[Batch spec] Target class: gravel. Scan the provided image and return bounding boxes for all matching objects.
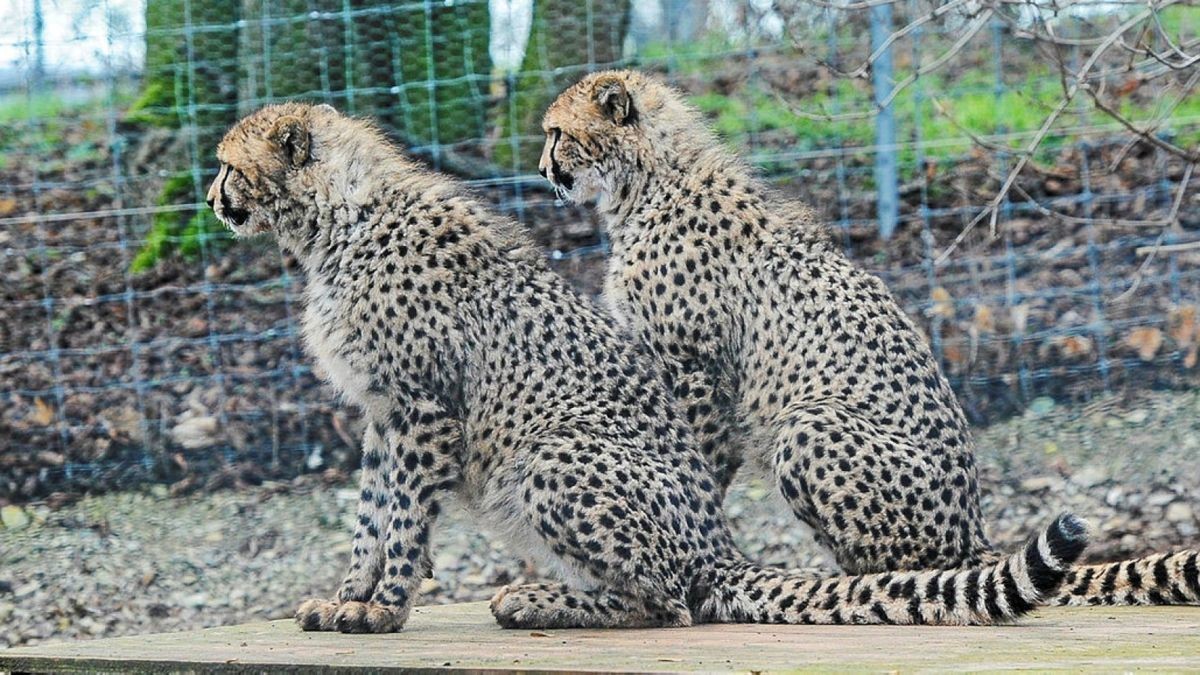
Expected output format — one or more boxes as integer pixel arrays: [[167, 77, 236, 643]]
[[2, 386, 1198, 648]]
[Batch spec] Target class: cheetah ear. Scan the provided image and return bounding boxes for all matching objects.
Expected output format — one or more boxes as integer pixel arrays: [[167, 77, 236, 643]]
[[268, 115, 311, 167], [313, 103, 338, 115], [594, 77, 635, 126]]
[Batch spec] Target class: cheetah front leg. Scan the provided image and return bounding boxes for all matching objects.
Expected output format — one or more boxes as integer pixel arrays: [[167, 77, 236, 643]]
[[334, 399, 462, 633], [296, 419, 394, 630], [300, 399, 462, 633]]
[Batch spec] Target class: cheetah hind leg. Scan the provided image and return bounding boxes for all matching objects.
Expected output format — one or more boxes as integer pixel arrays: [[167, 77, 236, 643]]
[[770, 404, 986, 574], [489, 582, 692, 629]]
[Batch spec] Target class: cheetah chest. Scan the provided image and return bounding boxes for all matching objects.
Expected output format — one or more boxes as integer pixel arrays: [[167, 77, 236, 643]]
[[302, 281, 371, 407]]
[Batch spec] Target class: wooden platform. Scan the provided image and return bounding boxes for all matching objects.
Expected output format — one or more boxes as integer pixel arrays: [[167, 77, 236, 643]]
[[2, 602, 1198, 673]]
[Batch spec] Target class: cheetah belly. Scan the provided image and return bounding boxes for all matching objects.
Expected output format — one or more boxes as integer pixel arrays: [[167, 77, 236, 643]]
[[470, 476, 602, 591]]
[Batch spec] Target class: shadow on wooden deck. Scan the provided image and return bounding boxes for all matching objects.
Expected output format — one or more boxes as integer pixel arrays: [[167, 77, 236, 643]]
[[1, 602, 1198, 673]]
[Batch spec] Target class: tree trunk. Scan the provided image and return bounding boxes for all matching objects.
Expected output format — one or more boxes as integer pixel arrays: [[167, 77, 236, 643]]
[[493, 0, 631, 174], [131, 0, 240, 137], [238, 0, 347, 113], [238, 0, 490, 154]]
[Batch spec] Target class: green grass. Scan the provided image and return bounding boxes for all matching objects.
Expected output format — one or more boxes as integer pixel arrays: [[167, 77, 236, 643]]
[[130, 173, 230, 273], [0, 85, 135, 159]]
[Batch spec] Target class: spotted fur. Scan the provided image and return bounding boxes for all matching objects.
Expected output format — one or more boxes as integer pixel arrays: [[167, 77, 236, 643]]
[[207, 103, 1091, 631], [539, 70, 1199, 607]]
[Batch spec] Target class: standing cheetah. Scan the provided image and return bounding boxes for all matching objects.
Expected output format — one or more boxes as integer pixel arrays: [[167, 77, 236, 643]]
[[539, 70, 1200, 606], [206, 103, 1087, 632]]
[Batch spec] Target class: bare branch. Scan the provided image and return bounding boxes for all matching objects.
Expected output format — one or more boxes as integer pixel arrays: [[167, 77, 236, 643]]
[[934, 2, 1164, 265], [1113, 162, 1194, 302], [780, 7, 992, 122], [1109, 68, 1200, 170], [1081, 80, 1200, 163]]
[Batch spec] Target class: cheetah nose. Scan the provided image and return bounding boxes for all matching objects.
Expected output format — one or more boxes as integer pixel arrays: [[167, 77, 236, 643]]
[[538, 165, 547, 179], [205, 196, 215, 208]]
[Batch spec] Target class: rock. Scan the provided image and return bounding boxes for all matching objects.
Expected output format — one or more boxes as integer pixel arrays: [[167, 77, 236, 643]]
[[1124, 409, 1149, 425], [1027, 396, 1056, 417], [1070, 466, 1107, 488], [170, 416, 220, 449], [1147, 491, 1176, 507], [0, 506, 30, 530], [182, 592, 208, 609], [1021, 476, 1061, 491], [1166, 502, 1194, 524], [150, 485, 169, 499]]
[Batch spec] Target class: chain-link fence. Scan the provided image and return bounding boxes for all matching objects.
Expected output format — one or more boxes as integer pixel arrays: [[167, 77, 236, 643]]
[[2, 0, 1198, 502]]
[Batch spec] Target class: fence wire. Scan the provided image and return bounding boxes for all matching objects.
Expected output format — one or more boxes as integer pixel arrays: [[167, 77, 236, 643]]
[[1, 0, 1198, 500]]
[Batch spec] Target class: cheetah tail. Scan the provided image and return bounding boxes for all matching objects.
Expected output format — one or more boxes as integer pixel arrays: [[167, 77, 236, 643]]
[[699, 513, 1089, 626], [1052, 550, 1200, 606]]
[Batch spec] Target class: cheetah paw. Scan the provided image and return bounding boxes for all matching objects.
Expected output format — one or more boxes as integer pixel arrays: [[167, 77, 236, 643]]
[[295, 597, 340, 631], [489, 585, 539, 629], [333, 600, 408, 633]]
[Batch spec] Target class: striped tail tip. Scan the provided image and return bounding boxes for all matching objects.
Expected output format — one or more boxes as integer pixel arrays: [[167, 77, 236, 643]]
[[1026, 512, 1090, 598]]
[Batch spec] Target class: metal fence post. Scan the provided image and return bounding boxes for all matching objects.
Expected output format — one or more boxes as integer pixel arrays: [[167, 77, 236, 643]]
[[870, 3, 898, 240]]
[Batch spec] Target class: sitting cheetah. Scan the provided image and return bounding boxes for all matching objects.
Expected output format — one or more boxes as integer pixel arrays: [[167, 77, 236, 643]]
[[539, 70, 1200, 606], [206, 103, 1087, 632]]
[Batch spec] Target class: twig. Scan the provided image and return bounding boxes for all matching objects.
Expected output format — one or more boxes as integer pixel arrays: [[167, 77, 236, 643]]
[[1107, 68, 1200, 169], [935, 3, 1161, 266], [1136, 240, 1200, 256], [1115, 162, 1195, 302], [1081, 79, 1200, 163], [779, 8, 992, 122]]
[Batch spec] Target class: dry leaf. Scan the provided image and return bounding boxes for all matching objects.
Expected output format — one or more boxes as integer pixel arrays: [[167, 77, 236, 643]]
[[928, 287, 954, 319], [1057, 335, 1093, 359], [31, 397, 54, 426], [1126, 326, 1163, 361], [1169, 305, 1198, 347], [1115, 77, 1140, 97], [0, 197, 17, 217], [529, 631, 551, 638], [943, 343, 967, 367], [973, 305, 995, 333]]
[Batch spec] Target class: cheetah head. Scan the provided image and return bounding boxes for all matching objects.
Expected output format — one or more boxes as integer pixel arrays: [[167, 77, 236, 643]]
[[206, 102, 342, 238], [540, 70, 708, 208]]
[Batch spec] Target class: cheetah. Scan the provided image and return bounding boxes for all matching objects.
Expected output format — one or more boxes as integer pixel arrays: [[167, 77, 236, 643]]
[[206, 102, 1087, 632], [539, 69, 1200, 607]]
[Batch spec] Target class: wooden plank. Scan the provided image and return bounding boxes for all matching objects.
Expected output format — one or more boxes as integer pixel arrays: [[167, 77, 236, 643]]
[[2, 602, 1199, 673]]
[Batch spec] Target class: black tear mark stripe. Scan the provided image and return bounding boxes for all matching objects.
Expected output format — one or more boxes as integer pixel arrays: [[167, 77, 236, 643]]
[[219, 165, 234, 213], [549, 129, 575, 191]]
